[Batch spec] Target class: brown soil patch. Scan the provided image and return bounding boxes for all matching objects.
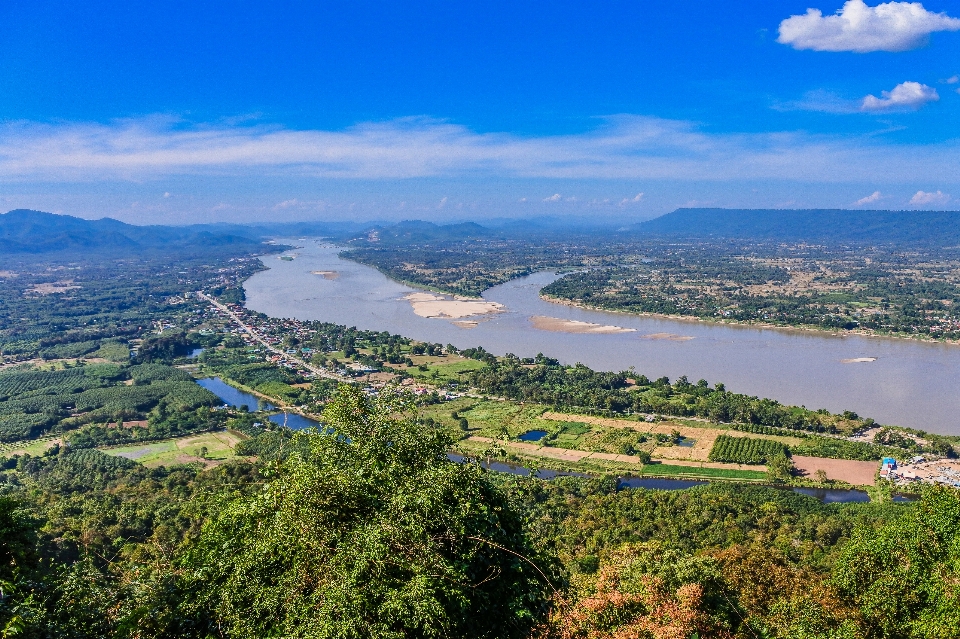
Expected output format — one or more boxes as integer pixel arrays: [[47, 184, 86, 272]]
[[792, 455, 877, 486], [311, 270, 340, 280], [360, 372, 400, 384], [107, 420, 149, 429], [25, 281, 81, 295]]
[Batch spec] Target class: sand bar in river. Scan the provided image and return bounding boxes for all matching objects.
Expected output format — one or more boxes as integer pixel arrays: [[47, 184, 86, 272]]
[[403, 292, 504, 320], [642, 332, 695, 342], [530, 315, 636, 334]]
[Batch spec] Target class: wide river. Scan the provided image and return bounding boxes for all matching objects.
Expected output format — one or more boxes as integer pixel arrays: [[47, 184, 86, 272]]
[[244, 241, 960, 435]]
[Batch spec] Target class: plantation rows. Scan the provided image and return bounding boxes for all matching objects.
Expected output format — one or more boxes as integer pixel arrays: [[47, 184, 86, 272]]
[[731, 423, 809, 438], [0, 363, 219, 442], [708, 434, 789, 465], [0, 367, 107, 400], [0, 413, 57, 441]]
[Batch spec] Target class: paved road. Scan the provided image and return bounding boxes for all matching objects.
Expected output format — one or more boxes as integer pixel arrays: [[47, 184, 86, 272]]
[[198, 292, 349, 383]]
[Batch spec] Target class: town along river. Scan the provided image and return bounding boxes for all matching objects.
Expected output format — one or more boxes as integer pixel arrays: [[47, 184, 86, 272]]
[[243, 241, 960, 435]]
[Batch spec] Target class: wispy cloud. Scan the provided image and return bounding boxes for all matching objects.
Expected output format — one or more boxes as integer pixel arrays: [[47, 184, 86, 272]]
[[854, 190, 882, 205], [775, 89, 860, 113], [543, 193, 562, 202], [1, 114, 960, 187], [909, 189, 950, 205], [861, 81, 939, 111], [778, 0, 960, 52]]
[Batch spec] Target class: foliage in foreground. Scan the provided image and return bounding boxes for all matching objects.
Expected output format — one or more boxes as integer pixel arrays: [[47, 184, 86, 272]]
[[184, 385, 554, 639], [2, 387, 960, 638]]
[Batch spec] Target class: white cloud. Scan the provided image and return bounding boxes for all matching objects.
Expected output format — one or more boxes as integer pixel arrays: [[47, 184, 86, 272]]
[[1, 114, 960, 188], [272, 199, 302, 210], [778, 0, 960, 52], [437, 196, 448, 209], [909, 189, 950, 205], [543, 193, 562, 202], [861, 81, 939, 110], [620, 192, 644, 206], [777, 89, 860, 113], [854, 190, 882, 205], [943, 75, 960, 83]]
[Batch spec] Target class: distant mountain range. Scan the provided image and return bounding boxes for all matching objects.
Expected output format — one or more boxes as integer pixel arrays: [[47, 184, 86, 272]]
[[633, 208, 960, 244], [4, 208, 959, 255], [0, 209, 265, 255]]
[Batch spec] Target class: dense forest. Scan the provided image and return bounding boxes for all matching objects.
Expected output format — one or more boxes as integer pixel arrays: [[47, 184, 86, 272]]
[[3, 387, 960, 637]]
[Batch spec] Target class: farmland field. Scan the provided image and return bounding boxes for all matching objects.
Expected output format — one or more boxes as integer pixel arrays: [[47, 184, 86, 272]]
[[100, 430, 246, 467]]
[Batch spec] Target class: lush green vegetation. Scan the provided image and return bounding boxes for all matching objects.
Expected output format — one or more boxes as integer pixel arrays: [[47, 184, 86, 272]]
[[542, 253, 960, 339], [709, 434, 789, 465], [2, 382, 960, 637], [3, 215, 960, 637], [0, 362, 221, 443], [462, 355, 956, 460]]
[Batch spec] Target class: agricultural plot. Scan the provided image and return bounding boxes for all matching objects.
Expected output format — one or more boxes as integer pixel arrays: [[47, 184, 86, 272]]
[[101, 430, 246, 468], [708, 434, 789, 465], [0, 362, 219, 442]]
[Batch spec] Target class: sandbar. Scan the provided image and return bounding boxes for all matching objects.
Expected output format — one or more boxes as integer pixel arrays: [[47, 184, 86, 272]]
[[641, 332, 695, 342], [530, 315, 636, 334], [840, 357, 877, 364], [403, 292, 504, 319], [311, 270, 340, 280]]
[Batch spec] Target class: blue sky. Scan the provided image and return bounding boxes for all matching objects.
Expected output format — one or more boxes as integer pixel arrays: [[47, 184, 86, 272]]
[[1, 0, 959, 223]]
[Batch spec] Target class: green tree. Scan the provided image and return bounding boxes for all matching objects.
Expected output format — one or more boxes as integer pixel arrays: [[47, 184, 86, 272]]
[[181, 385, 554, 638]]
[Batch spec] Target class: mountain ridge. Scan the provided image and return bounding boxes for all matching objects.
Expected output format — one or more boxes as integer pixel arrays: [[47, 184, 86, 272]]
[[0, 209, 265, 254], [633, 208, 960, 244]]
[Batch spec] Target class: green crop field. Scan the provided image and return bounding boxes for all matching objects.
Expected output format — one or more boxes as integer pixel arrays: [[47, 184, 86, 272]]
[[640, 463, 767, 480], [100, 430, 245, 467]]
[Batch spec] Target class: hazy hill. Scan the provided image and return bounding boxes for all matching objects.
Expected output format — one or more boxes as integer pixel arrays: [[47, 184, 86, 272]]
[[362, 220, 497, 243], [634, 208, 960, 244], [0, 209, 265, 255]]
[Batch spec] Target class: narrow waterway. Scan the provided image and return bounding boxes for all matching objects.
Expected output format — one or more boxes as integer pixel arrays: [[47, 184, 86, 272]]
[[243, 241, 960, 434], [196, 377, 321, 430]]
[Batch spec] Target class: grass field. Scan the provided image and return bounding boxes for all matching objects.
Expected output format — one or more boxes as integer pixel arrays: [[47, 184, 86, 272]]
[[0, 436, 60, 457], [403, 356, 488, 383], [640, 463, 767, 480], [100, 430, 246, 468]]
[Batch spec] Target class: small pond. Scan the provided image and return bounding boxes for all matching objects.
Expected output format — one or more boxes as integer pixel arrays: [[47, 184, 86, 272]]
[[793, 487, 870, 503], [448, 454, 915, 503], [517, 429, 549, 442], [186, 348, 205, 359], [617, 477, 707, 490], [447, 453, 589, 479]]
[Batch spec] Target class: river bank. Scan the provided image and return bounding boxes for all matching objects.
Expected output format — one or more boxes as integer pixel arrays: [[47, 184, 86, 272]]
[[540, 293, 960, 347], [241, 241, 960, 434]]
